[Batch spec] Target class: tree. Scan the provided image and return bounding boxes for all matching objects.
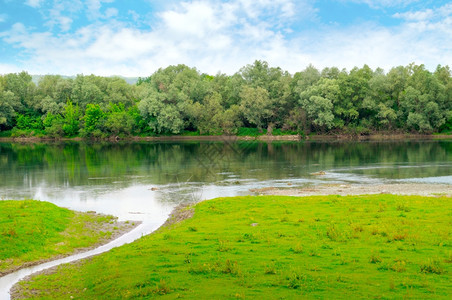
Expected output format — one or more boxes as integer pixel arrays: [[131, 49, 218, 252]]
[[43, 112, 64, 137], [240, 86, 272, 131], [187, 92, 223, 134], [127, 104, 150, 135], [71, 75, 104, 109], [62, 101, 80, 137], [297, 78, 336, 131], [138, 65, 205, 134], [321, 67, 341, 79], [334, 65, 373, 127], [240, 61, 293, 126], [217, 105, 243, 134], [15, 113, 43, 131], [399, 64, 448, 132], [293, 64, 321, 92], [104, 103, 134, 136], [36, 75, 72, 114], [0, 90, 18, 130], [3, 71, 36, 113], [362, 72, 396, 129], [82, 103, 106, 136]]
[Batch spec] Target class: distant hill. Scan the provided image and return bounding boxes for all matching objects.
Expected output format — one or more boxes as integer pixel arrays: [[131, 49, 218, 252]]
[[31, 75, 139, 85]]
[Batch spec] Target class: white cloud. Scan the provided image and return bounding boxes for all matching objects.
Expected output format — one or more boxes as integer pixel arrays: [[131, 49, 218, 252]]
[[0, 14, 7, 23], [25, 0, 44, 8], [342, 0, 419, 9], [38, 0, 116, 31], [300, 3, 452, 72], [393, 10, 434, 21], [0, 0, 311, 76], [0, 0, 451, 76], [42, 1, 82, 32], [86, 0, 115, 19], [394, 3, 452, 22]]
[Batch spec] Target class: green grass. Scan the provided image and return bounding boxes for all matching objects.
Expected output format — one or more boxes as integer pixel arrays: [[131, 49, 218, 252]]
[[0, 200, 118, 275], [237, 127, 265, 137], [15, 195, 452, 299], [0, 130, 12, 137]]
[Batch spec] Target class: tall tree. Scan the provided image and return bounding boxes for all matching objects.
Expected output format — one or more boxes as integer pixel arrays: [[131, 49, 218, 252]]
[[297, 78, 337, 132], [240, 85, 272, 131], [138, 65, 205, 134]]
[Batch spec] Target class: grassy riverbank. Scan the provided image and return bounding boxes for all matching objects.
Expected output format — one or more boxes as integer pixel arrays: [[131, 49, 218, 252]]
[[14, 195, 451, 299], [0, 200, 136, 276]]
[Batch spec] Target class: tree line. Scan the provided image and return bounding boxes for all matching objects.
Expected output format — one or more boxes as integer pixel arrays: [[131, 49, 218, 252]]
[[1, 61, 451, 138]]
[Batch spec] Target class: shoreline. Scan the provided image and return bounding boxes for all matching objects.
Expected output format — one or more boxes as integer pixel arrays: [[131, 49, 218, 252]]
[[250, 183, 452, 197], [1, 133, 451, 143]]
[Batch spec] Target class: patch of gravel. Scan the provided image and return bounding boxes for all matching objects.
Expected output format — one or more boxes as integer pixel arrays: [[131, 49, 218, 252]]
[[251, 183, 452, 197]]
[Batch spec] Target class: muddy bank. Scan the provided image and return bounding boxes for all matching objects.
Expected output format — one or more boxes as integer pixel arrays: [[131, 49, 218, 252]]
[[251, 183, 452, 197]]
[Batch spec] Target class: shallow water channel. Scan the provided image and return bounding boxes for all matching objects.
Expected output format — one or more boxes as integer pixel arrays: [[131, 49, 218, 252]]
[[0, 140, 451, 298]]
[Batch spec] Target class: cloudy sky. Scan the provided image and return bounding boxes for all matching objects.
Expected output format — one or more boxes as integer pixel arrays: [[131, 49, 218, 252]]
[[0, 0, 451, 76]]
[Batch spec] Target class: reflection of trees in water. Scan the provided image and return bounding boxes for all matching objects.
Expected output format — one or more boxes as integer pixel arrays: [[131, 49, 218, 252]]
[[0, 141, 450, 189]]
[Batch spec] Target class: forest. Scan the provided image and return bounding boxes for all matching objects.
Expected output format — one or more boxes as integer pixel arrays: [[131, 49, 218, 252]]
[[0, 61, 451, 138]]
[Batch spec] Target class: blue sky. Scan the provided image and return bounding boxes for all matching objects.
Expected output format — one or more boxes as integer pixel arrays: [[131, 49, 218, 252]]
[[0, 0, 451, 76]]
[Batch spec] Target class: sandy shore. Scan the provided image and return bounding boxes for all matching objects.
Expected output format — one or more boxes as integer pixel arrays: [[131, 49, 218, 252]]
[[251, 183, 452, 197]]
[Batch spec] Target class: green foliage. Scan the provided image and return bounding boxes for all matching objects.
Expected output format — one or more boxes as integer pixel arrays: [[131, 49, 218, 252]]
[[3, 71, 36, 113], [271, 128, 301, 135], [15, 113, 44, 131], [240, 85, 272, 130], [82, 103, 106, 136], [0, 90, 19, 129], [0, 62, 451, 137], [62, 101, 80, 137], [137, 65, 205, 134], [43, 112, 64, 137], [14, 195, 451, 299], [439, 110, 452, 132], [237, 127, 265, 136], [104, 103, 134, 136], [298, 78, 337, 131], [127, 104, 152, 135]]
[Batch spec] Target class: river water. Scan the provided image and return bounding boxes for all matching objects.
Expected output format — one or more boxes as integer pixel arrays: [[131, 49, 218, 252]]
[[0, 140, 451, 298]]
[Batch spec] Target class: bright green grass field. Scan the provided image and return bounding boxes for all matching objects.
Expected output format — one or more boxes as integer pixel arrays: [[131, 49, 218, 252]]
[[15, 195, 451, 299], [0, 200, 116, 275]]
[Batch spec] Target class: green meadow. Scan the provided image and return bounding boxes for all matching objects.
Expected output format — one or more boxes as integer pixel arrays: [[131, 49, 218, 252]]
[[13, 195, 451, 299], [0, 200, 121, 275]]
